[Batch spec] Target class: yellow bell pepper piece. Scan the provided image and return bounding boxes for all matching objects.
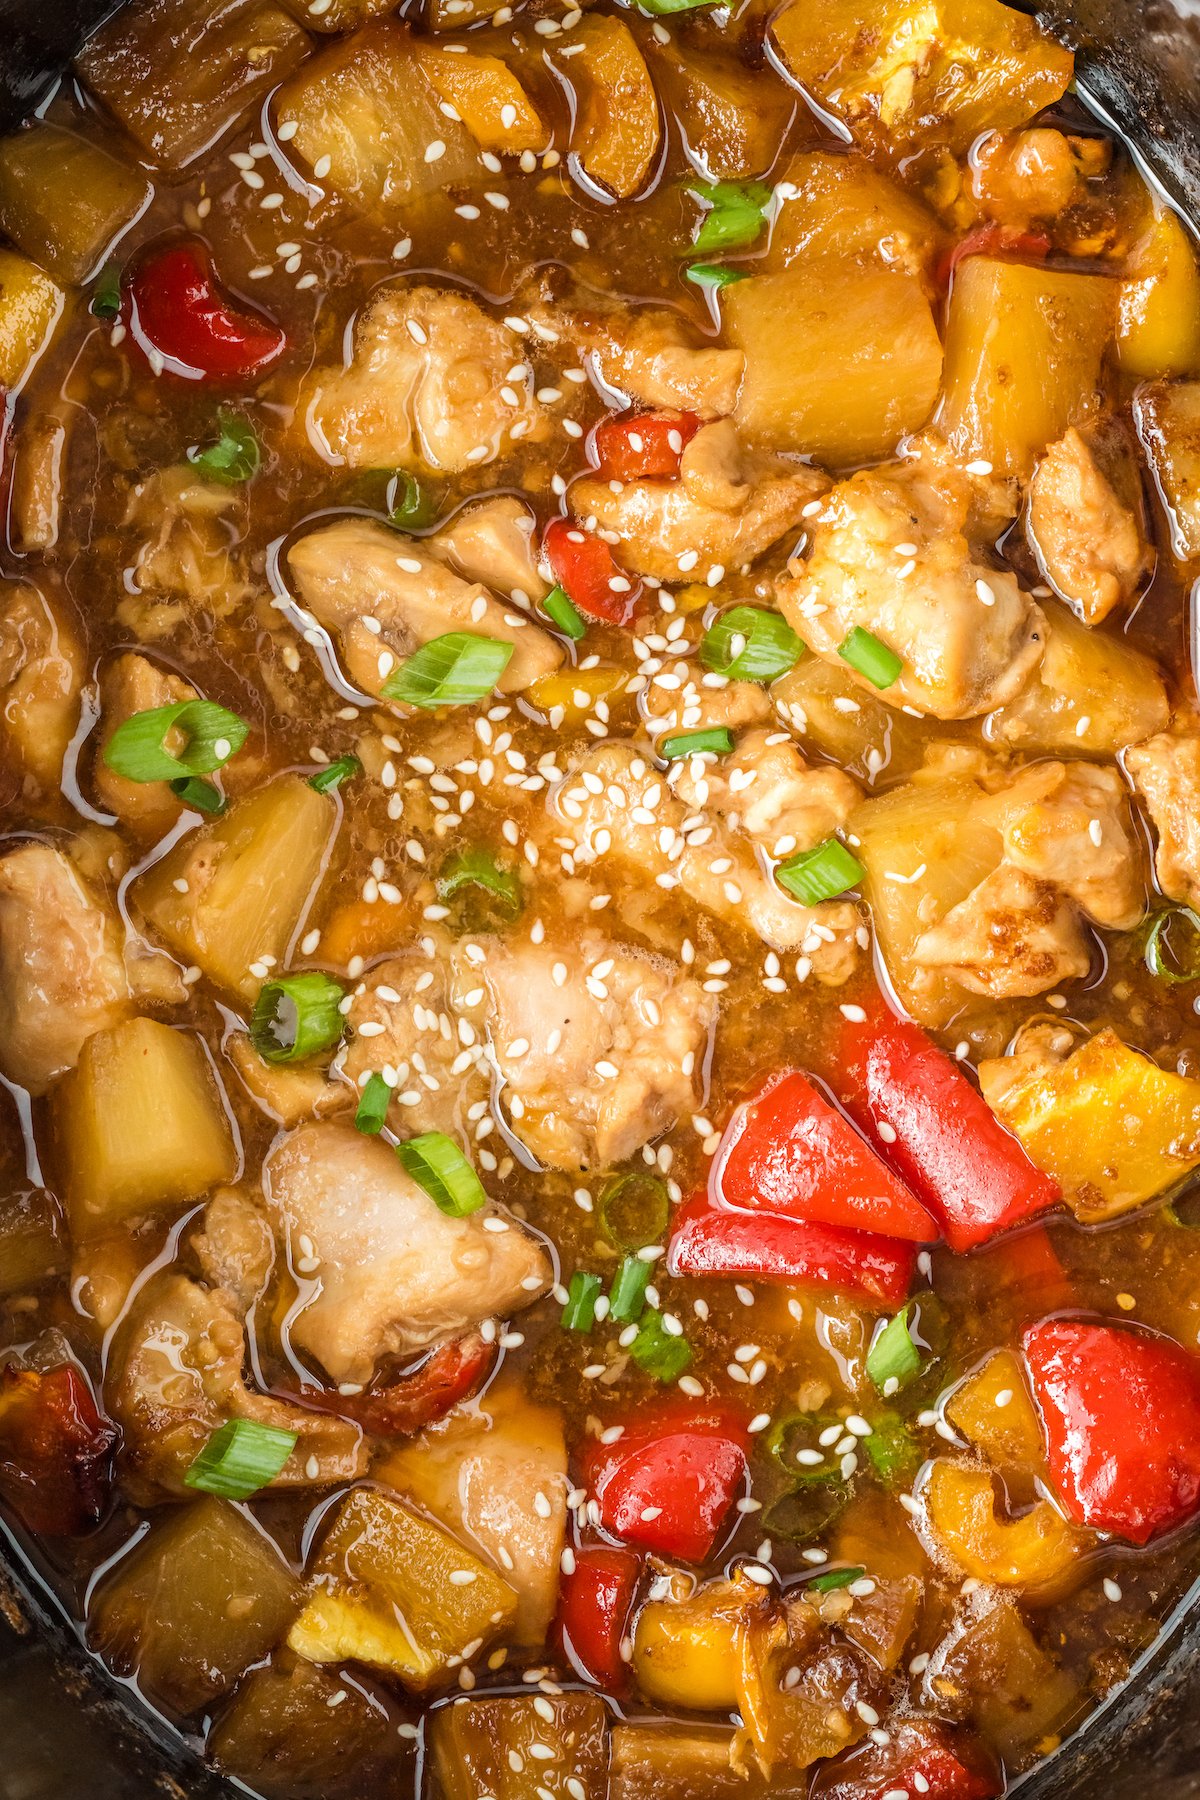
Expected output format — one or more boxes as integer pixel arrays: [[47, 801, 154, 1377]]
[[1117, 208, 1200, 379], [945, 1350, 1044, 1468], [415, 45, 547, 156], [924, 1460, 1085, 1599], [526, 665, 628, 723], [632, 1575, 766, 1711]]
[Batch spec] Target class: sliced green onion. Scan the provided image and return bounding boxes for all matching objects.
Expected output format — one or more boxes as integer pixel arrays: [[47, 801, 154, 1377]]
[[1144, 906, 1200, 983], [183, 1418, 296, 1500], [763, 1476, 849, 1543], [397, 1130, 487, 1217], [629, 1311, 692, 1383], [700, 605, 803, 683], [686, 263, 749, 292], [764, 1411, 840, 1479], [168, 774, 226, 815], [562, 1270, 603, 1332], [355, 1071, 391, 1135], [639, 0, 715, 12], [776, 836, 865, 906], [388, 470, 436, 530], [90, 260, 122, 319], [608, 1255, 651, 1324], [104, 699, 249, 783], [839, 625, 903, 690], [188, 409, 260, 485], [381, 633, 513, 710], [436, 846, 522, 921], [250, 972, 346, 1064], [687, 180, 772, 256], [660, 726, 735, 761], [1165, 1187, 1200, 1229], [309, 754, 361, 795], [541, 584, 587, 642], [867, 1303, 923, 1393], [806, 1564, 865, 1594], [598, 1171, 670, 1252], [864, 1412, 920, 1488]]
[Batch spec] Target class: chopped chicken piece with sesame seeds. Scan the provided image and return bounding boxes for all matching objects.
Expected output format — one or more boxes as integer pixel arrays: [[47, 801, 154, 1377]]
[[640, 659, 774, 740], [526, 290, 744, 416], [553, 741, 862, 979], [912, 862, 1092, 999], [286, 515, 563, 702], [570, 419, 827, 583], [342, 952, 488, 1139], [428, 495, 550, 606], [777, 461, 1046, 719], [304, 284, 546, 474], [1027, 427, 1152, 624], [0, 841, 132, 1095], [116, 467, 253, 639], [94, 651, 197, 838], [671, 728, 861, 857], [1127, 732, 1200, 911], [978, 760, 1145, 931], [449, 931, 715, 1172], [262, 1122, 551, 1386]]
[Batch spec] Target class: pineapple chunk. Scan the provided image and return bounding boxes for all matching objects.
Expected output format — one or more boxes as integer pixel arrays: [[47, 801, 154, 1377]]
[[287, 1488, 518, 1685], [0, 1188, 67, 1296], [611, 1724, 807, 1799], [980, 1027, 1200, 1222], [0, 249, 62, 390], [55, 1018, 237, 1238], [988, 598, 1169, 756], [946, 1349, 1043, 1468], [765, 150, 943, 275], [923, 1460, 1085, 1599], [770, 0, 1072, 153], [135, 776, 337, 1002], [727, 260, 942, 465], [924, 1591, 1077, 1763], [0, 123, 150, 286], [276, 0, 395, 30], [90, 1497, 302, 1715], [939, 257, 1116, 477], [415, 44, 547, 156], [566, 15, 660, 201], [273, 21, 478, 215], [430, 1694, 610, 1800], [1134, 378, 1200, 560], [429, 0, 507, 25], [649, 39, 794, 181], [77, 0, 309, 170], [849, 774, 1003, 1025], [208, 1655, 401, 1793], [772, 653, 931, 782], [1118, 209, 1200, 380]]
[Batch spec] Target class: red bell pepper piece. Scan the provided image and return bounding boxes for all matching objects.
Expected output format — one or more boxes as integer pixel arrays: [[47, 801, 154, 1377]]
[[716, 1070, 936, 1243], [669, 1195, 915, 1308], [0, 1364, 116, 1536], [285, 1332, 493, 1437], [816, 1719, 1000, 1800], [936, 222, 1052, 289], [1023, 1318, 1200, 1545], [834, 1005, 1061, 1253], [971, 1224, 1073, 1319], [125, 237, 286, 382], [543, 517, 641, 626], [581, 1403, 749, 1563], [556, 1545, 640, 1691], [591, 409, 701, 483]]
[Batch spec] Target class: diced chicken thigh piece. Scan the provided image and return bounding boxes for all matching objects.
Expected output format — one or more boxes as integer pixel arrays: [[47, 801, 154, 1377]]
[[449, 932, 715, 1171], [190, 1186, 276, 1315], [913, 862, 1092, 999], [571, 419, 826, 582], [778, 462, 1046, 719], [0, 843, 131, 1094], [227, 1033, 354, 1128], [94, 651, 197, 837], [980, 761, 1144, 931], [428, 496, 550, 605], [553, 741, 862, 979], [304, 285, 545, 473], [117, 468, 252, 639], [342, 952, 489, 1138], [527, 291, 744, 415], [262, 1123, 551, 1386], [286, 516, 562, 702], [639, 655, 773, 741], [1127, 732, 1200, 910], [1027, 427, 1152, 623], [0, 581, 82, 797], [671, 727, 861, 858]]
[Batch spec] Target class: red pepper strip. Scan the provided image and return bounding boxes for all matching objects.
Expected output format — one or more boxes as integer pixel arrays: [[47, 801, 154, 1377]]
[[817, 1719, 1001, 1800], [592, 409, 701, 483], [556, 1545, 641, 1692], [581, 1403, 749, 1563], [936, 222, 1053, 289], [125, 237, 286, 381], [1023, 1318, 1200, 1545], [834, 1004, 1061, 1254], [286, 1332, 493, 1437], [715, 1069, 936, 1243], [0, 1364, 116, 1536], [543, 516, 641, 626], [669, 1195, 915, 1309]]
